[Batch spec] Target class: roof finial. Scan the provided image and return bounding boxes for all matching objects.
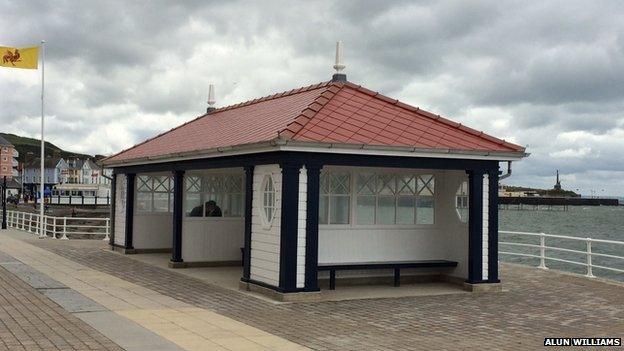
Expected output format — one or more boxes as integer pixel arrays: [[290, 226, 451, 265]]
[[207, 84, 216, 113], [332, 41, 347, 82]]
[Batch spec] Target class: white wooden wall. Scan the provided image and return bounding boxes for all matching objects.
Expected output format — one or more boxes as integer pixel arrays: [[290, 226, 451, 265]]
[[182, 218, 244, 262], [438, 170, 470, 280], [250, 165, 282, 287], [113, 174, 127, 247], [133, 213, 173, 249], [296, 167, 307, 288]]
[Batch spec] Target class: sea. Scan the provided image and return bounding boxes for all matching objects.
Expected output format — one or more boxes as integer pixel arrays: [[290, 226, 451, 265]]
[[499, 205, 624, 282]]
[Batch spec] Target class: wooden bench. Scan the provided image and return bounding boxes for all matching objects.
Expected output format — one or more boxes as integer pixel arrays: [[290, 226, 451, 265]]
[[318, 260, 458, 290]]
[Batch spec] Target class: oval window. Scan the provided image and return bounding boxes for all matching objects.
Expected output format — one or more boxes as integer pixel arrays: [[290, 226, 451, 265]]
[[261, 175, 276, 227]]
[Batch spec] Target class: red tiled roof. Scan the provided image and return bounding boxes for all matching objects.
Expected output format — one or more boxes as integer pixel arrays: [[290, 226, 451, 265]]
[[103, 81, 524, 164]]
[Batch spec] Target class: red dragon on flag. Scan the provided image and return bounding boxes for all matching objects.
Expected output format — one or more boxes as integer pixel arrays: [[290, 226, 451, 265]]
[[2, 48, 21, 66]]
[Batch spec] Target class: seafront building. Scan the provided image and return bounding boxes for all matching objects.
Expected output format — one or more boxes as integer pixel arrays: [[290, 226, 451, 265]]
[[21, 154, 112, 199], [100, 53, 527, 299], [0, 135, 19, 179]]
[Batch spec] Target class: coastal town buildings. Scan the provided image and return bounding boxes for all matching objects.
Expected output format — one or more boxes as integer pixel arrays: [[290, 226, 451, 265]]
[[21, 154, 111, 199], [101, 53, 527, 300], [0, 135, 19, 179]]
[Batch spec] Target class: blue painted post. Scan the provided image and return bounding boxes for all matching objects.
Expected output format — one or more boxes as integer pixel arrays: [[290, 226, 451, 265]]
[[304, 164, 322, 291], [488, 168, 500, 283], [242, 166, 254, 281], [467, 169, 484, 284], [278, 162, 301, 292], [170, 170, 184, 264], [124, 173, 135, 251]]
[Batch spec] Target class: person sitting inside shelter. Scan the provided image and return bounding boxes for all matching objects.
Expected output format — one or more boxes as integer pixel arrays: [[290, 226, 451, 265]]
[[189, 200, 222, 217]]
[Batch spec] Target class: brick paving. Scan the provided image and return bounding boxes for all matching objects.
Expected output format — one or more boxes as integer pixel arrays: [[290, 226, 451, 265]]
[[20, 237, 624, 351], [0, 264, 122, 351]]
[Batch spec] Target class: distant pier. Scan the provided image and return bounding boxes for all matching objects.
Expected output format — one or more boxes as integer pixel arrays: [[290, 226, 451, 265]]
[[499, 196, 619, 211]]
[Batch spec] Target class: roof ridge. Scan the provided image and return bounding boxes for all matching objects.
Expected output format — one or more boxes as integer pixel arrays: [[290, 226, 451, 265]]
[[339, 82, 525, 152], [213, 81, 332, 113], [101, 81, 333, 164], [277, 82, 345, 139]]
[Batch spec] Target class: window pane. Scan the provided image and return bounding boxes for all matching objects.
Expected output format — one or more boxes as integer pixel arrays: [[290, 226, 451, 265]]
[[154, 176, 171, 192], [319, 195, 329, 224], [186, 176, 201, 192], [320, 173, 329, 195], [137, 176, 152, 191], [186, 193, 202, 216], [329, 195, 350, 224], [377, 196, 395, 224], [153, 193, 169, 212], [397, 175, 416, 195], [136, 192, 152, 212], [396, 196, 415, 224], [417, 195, 435, 224], [331, 173, 350, 194], [356, 196, 375, 225], [228, 193, 244, 217], [418, 175, 434, 196], [377, 174, 396, 195], [357, 173, 375, 195]]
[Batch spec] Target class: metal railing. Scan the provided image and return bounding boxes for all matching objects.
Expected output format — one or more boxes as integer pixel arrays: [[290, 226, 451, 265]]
[[6, 210, 110, 241], [35, 195, 111, 206], [500, 230, 624, 278]]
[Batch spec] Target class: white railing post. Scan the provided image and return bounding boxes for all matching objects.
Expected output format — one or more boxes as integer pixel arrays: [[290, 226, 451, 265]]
[[103, 218, 110, 242], [28, 213, 32, 232], [38, 214, 46, 238], [60, 217, 69, 240], [52, 217, 57, 239], [586, 238, 594, 278], [538, 232, 547, 269]]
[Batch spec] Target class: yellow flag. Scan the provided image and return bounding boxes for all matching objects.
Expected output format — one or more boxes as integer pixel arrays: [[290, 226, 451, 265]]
[[0, 46, 39, 69]]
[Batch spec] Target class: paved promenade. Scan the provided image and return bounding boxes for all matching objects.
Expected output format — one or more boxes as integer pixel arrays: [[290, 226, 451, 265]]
[[1, 229, 623, 350], [0, 252, 122, 351]]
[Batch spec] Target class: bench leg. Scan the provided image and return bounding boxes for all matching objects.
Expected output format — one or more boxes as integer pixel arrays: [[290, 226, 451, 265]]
[[394, 268, 400, 287], [330, 270, 336, 290]]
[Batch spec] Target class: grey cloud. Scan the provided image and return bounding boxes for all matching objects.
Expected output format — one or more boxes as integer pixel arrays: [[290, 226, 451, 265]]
[[1, 0, 624, 194]]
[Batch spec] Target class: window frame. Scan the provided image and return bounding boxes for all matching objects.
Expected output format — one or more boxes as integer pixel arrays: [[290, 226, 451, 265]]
[[260, 174, 276, 229], [455, 180, 469, 223], [184, 170, 245, 219], [135, 174, 174, 214], [319, 167, 437, 229]]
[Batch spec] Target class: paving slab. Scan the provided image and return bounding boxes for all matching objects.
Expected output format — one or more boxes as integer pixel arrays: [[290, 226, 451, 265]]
[[4, 229, 624, 351], [39, 288, 108, 313], [0, 261, 67, 289], [76, 310, 185, 351]]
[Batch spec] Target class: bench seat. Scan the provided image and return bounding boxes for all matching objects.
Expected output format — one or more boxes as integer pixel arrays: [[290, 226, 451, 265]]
[[318, 260, 458, 290]]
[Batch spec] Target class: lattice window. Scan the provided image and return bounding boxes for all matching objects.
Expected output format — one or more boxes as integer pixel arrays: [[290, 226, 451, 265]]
[[319, 171, 351, 225], [355, 173, 435, 225], [136, 175, 173, 213], [185, 173, 244, 217]]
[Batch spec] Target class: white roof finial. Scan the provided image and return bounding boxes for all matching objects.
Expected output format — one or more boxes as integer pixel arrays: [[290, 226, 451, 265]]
[[331, 41, 347, 82], [207, 84, 216, 106], [333, 41, 345, 73]]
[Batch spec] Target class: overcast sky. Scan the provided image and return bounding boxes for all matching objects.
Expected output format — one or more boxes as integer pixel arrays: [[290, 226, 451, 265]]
[[1, 1, 623, 196]]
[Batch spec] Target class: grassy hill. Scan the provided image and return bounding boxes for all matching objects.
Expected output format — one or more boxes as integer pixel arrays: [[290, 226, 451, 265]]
[[0, 133, 93, 163]]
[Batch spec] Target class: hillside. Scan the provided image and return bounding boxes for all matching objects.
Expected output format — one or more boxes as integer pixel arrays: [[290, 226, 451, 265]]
[[0, 133, 93, 163]]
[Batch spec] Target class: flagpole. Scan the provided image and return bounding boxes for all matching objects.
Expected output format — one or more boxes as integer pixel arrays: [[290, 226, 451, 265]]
[[38, 40, 46, 238]]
